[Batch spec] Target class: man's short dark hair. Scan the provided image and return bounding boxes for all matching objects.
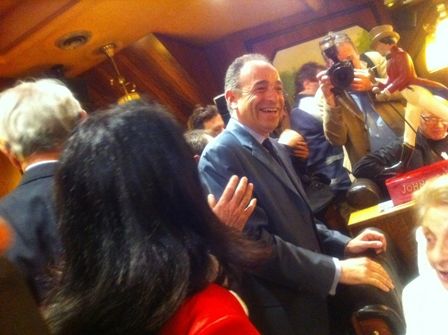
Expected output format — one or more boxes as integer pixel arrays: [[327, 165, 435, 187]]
[[224, 53, 270, 92], [379, 36, 397, 45], [320, 31, 356, 63], [294, 62, 326, 93], [184, 129, 212, 156], [187, 104, 219, 130]]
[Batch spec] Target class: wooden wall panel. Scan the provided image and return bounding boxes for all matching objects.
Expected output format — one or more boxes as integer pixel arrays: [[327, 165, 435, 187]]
[[81, 0, 393, 123], [156, 34, 220, 102], [203, 0, 387, 95], [82, 34, 208, 124], [0, 0, 79, 53], [0, 152, 20, 199]]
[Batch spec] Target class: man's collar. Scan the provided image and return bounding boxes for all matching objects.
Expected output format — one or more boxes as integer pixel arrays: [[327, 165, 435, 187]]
[[229, 118, 267, 143], [25, 160, 58, 172]]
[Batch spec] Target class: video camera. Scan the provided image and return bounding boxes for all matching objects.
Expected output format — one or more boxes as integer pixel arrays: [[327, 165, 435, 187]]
[[319, 33, 354, 90]]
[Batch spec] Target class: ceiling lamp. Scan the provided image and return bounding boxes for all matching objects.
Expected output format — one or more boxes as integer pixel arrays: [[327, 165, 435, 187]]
[[100, 43, 141, 104], [426, 2, 448, 73]]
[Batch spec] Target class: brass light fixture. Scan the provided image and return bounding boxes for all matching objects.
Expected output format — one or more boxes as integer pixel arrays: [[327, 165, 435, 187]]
[[100, 43, 141, 104]]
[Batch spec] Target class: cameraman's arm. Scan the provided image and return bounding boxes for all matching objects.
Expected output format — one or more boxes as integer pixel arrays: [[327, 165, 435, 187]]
[[316, 72, 348, 146], [317, 70, 336, 107]]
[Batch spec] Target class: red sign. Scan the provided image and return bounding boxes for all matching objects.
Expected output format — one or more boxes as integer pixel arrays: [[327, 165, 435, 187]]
[[386, 160, 448, 206]]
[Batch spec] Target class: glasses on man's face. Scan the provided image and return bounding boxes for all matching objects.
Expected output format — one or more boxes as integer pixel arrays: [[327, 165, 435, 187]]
[[420, 115, 448, 125]]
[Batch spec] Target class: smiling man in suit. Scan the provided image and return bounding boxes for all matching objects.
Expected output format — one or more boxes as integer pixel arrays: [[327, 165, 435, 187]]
[[0, 79, 86, 303], [198, 54, 399, 335]]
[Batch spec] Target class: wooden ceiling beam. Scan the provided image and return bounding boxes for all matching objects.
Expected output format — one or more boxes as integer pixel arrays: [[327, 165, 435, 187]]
[[304, 0, 325, 11]]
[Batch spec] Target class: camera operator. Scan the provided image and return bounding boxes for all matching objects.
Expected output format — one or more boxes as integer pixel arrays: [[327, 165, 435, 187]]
[[316, 32, 406, 170]]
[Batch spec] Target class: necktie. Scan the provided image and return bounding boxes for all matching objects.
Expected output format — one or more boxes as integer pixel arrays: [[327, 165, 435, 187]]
[[263, 138, 309, 202], [262, 138, 282, 165]]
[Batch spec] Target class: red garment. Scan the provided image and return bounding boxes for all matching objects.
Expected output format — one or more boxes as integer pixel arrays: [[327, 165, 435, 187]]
[[382, 45, 446, 94], [159, 284, 260, 335]]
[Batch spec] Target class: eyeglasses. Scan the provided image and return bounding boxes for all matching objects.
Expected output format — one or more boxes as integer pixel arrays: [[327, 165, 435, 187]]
[[420, 115, 448, 125]]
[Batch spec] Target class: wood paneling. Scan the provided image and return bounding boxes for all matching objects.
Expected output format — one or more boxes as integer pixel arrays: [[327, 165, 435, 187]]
[[157, 35, 220, 101], [202, 0, 387, 99], [0, 152, 20, 199], [0, 0, 79, 53], [81, 0, 393, 123], [83, 34, 209, 123]]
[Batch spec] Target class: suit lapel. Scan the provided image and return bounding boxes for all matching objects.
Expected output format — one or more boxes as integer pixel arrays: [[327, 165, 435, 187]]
[[337, 91, 365, 123], [227, 120, 306, 199], [271, 140, 310, 201]]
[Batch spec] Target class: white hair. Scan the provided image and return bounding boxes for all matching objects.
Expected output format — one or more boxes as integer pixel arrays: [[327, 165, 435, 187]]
[[0, 79, 82, 159]]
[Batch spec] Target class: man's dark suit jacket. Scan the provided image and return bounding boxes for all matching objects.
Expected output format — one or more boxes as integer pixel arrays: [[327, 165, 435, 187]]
[[0, 162, 59, 302], [199, 119, 351, 335]]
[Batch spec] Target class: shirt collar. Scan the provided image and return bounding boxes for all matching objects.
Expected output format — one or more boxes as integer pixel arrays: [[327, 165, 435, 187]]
[[25, 160, 58, 172], [231, 117, 267, 144]]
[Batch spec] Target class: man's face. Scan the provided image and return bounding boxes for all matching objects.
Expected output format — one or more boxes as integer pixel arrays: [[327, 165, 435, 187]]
[[336, 42, 361, 69], [303, 77, 320, 96], [422, 205, 448, 290], [227, 60, 284, 137], [203, 114, 225, 137], [374, 42, 392, 57], [420, 112, 448, 141]]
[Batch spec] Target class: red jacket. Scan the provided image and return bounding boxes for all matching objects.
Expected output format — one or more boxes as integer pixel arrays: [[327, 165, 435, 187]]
[[382, 45, 447, 94], [159, 284, 260, 335]]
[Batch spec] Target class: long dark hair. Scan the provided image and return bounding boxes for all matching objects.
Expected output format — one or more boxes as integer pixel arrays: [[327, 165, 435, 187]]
[[45, 100, 267, 335]]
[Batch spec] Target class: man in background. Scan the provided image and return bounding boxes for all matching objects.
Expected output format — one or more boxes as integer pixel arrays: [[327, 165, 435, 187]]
[[187, 104, 225, 137], [316, 31, 405, 169], [354, 110, 448, 198], [291, 61, 351, 194], [0, 79, 86, 302]]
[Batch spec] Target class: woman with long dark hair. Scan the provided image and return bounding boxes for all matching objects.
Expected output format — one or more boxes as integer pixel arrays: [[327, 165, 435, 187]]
[[45, 100, 267, 334]]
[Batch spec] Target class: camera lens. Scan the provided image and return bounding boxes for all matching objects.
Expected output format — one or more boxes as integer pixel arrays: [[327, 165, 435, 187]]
[[328, 61, 354, 89]]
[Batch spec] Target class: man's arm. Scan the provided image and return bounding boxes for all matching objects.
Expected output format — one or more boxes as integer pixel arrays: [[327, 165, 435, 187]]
[[315, 70, 351, 146], [200, 141, 394, 293], [353, 139, 402, 181]]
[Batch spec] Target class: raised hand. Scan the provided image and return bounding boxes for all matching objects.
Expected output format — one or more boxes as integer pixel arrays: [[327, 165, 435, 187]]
[[208, 175, 257, 231]]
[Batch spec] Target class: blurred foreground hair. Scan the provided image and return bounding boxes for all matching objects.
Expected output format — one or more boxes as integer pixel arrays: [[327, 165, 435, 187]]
[[45, 100, 268, 335]]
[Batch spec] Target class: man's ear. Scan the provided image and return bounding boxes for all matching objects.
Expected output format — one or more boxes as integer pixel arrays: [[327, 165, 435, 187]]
[[225, 90, 238, 111]]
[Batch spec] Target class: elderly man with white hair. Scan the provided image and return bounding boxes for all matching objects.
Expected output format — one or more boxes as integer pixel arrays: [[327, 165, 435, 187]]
[[0, 79, 86, 302]]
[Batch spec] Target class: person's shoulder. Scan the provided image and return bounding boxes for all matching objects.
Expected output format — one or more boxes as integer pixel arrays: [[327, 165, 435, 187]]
[[204, 130, 240, 153], [0, 186, 23, 215], [160, 284, 259, 335]]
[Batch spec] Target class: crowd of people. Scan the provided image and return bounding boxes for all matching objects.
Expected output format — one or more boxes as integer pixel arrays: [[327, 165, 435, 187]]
[[0, 24, 447, 335]]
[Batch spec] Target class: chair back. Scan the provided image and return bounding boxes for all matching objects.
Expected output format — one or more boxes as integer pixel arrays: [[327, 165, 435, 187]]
[[351, 304, 406, 335]]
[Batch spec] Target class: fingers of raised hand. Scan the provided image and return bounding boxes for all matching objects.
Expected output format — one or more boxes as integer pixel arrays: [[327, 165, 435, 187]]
[[238, 181, 253, 210], [236, 197, 257, 231], [220, 175, 240, 203], [207, 193, 217, 209]]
